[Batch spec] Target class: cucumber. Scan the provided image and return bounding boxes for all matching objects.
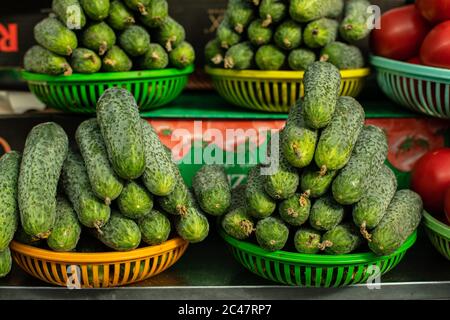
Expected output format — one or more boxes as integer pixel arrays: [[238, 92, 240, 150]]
[[97, 88, 146, 180], [303, 18, 339, 49], [222, 185, 255, 240], [205, 39, 226, 67], [141, 120, 177, 196], [107, 0, 135, 30], [247, 19, 273, 46], [62, 151, 111, 229], [175, 206, 209, 243], [140, 43, 169, 70], [279, 193, 311, 227], [217, 16, 242, 49], [97, 212, 141, 251], [70, 48, 102, 74], [340, 0, 372, 42], [80, 0, 110, 21], [34, 17, 78, 56], [169, 41, 195, 69], [302, 61, 341, 129], [369, 190, 423, 256], [321, 223, 362, 254], [81, 22, 116, 56], [76, 118, 123, 204], [193, 165, 231, 216], [224, 42, 254, 70], [52, 0, 86, 29], [255, 44, 285, 70], [138, 210, 171, 245], [0, 151, 21, 251], [19, 122, 69, 239], [315, 96, 365, 172], [294, 228, 322, 254], [119, 25, 151, 57], [290, 0, 344, 23], [227, 0, 255, 34], [140, 0, 168, 28], [102, 45, 133, 72], [300, 165, 337, 198], [259, 0, 287, 27], [274, 20, 302, 50], [14, 227, 42, 246], [353, 165, 397, 234], [332, 125, 388, 205], [123, 0, 151, 14], [281, 101, 318, 168], [264, 153, 299, 200], [245, 165, 276, 219], [24, 45, 72, 76], [0, 248, 12, 278], [156, 17, 186, 52], [118, 181, 153, 220], [255, 217, 289, 252], [309, 195, 344, 231], [47, 197, 81, 252], [320, 41, 364, 69], [288, 48, 316, 71]]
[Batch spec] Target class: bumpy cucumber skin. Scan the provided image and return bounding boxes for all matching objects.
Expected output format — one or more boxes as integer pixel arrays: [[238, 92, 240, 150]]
[[255, 44, 285, 70], [118, 181, 153, 220], [290, 0, 344, 22], [141, 43, 169, 70], [205, 39, 226, 67], [309, 195, 344, 231], [274, 20, 302, 50], [228, 0, 255, 33], [141, 120, 177, 196], [82, 22, 116, 55], [70, 48, 102, 74], [140, 0, 168, 28], [0, 248, 12, 278], [255, 217, 289, 252], [138, 210, 171, 245], [62, 151, 111, 229], [97, 88, 146, 180], [24, 45, 72, 76], [248, 19, 273, 46], [294, 228, 322, 254], [19, 122, 69, 239], [169, 42, 196, 69], [158, 178, 193, 215], [245, 165, 276, 219], [340, 0, 372, 42], [323, 223, 362, 254], [52, 0, 86, 29], [107, 0, 135, 30], [98, 212, 142, 251], [279, 193, 311, 226], [76, 119, 123, 203], [332, 125, 388, 205], [224, 42, 254, 70], [304, 18, 339, 48], [315, 96, 365, 171], [175, 207, 210, 243], [302, 61, 341, 129], [218, 17, 242, 49], [124, 0, 151, 12], [119, 25, 151, 57], [259, 0, 287, 26], [102, 45, 133, 72], [281, 101, 318, 168], [369, 190, 423, 256], [353, 165, 397, 230], [300, 165, 337, 198], [320, 41, 364, 69], [0, 151, 21, 251], [34, 17, 78, 56], [193, 165, 231, 216], [222, 185, 255, 240], [264, 155, 299, 200], [47, 197, 81, 252], [80, 0, 110, 21], [156, 17, 186, 52], [288, 48, 316, 70]]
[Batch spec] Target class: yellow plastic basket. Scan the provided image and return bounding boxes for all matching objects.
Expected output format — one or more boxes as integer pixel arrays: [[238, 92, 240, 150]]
[[9, 237, 188, 288], [205, 66, 371, 112]]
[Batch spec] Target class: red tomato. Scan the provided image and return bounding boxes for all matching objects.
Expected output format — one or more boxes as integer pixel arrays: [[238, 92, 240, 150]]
[[411, 148, 450, 215], [370, 5, 431, 61], [407, 56, 422, 65], [416, 0, 450, 24], [444, 188, 450, 225], [420, 21, 450, 69]]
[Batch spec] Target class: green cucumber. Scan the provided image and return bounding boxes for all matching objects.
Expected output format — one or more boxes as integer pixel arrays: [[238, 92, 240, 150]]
[[332, 125, 388, 205], [118, 181, 153, 220], [24, 45, 72, 76], [156, 17, 186, 52], [0, 248, 12, 278], [290, 0, 344, 23], [76, 118, 123, 204], [264, 153, 299, 200], [315, 96, 365, 171], [102, 45, 133, 72], [80, 0, 110, 21], [52, 0, 86, 29], [107, 0, 135, 30], [123, 0, 151, 14], [34, 17, 78, 56], [140, 43, 169, 70], [169, 41, 196, 69], [19, 122, 69, 239], [274, 20, 302, 50], [224, 42, 254, 70], [81, 21, 116, 56], [259, 0, 287, 27], [255, 44, 285, 70], [175, 206, 209, 243], [0, 151, 21, 251], [369, 190, 423, 256], [309, 195, 344, 231], [138, 210, 171, 245], [70, 48, 101, 74], [320, 41, 364, 69], [303, 18, 338, 49], [340, 0, 372, 42], [279, 193, 311, 226], [300, 165, 337, 198], [217, 16, 242, 49], [294, 228, 322, 254], [288, 48, 316, 71], [205, 39, 226, 67], [245, 165, 276, 219], [119, 25, 151, 57], [247, 19, 273, 46], [227, 0, 255, 34], [302, 61, 341, 129], [222, 186, 255, 240], [140, 0, 168, 28], [97, 212, 141, 251], [321, 223, 362, 254], [255, 217, 289, 252], [97, 88, 146, 180]]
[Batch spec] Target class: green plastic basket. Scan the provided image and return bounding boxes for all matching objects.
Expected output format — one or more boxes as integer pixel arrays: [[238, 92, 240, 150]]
[[423, 211, 450, 261], [219, 227, 417, 287], [371, 55, 450, 119], [21, 66, 194, 113], [205, 66, 370, 113]]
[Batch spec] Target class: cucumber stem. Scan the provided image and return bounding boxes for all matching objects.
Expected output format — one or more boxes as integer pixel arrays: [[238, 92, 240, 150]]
[[319, 165, 327, 176], [318, 240, 333, 251], [261, 15, 272, 27], [360, 222, 372, 242], [234, 24, 244, 34], [138, 3, 148, 15], [99, 41, 108, 56], [211, 54, 223, 65]]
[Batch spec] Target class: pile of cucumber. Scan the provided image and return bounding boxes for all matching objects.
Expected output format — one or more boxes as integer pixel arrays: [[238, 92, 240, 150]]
[[205, 0, 370, 71], [219, 61, 423, 256], [0, 88, 209, 278], [24, 0, 195, 76]]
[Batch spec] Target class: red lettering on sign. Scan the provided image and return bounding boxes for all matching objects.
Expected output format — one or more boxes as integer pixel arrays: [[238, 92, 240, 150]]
[[0, 24, 18, 52]]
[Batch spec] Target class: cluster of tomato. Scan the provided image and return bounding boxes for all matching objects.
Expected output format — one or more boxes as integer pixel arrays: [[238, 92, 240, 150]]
[[371, 0, 450, 69]]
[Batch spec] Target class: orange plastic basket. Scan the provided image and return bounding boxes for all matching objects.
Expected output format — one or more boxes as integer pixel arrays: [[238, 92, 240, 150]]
[[10, 237, 188, 288]]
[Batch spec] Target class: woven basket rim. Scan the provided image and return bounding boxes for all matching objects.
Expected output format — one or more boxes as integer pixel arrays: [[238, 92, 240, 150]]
[[423, 211, 450, 239]]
